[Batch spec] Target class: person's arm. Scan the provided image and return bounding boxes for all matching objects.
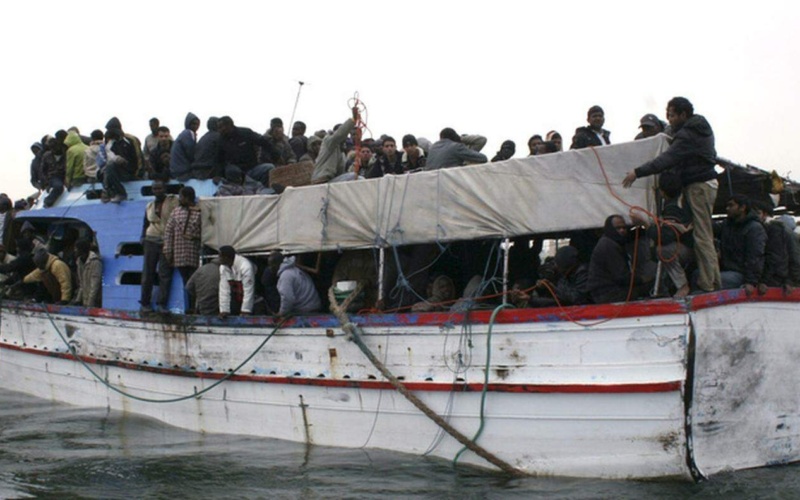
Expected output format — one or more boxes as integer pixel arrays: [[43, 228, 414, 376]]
[[461, 134, 487, 152], [162, 212, 176, 265], [241, 261, 255, 314], [744, 223, 767, 286], [218, 266, 232, 316], [54, 261, 72, 302], [277, 274, 297, 316], [454, 143, 488, 165], [86, 258, 102, 307]]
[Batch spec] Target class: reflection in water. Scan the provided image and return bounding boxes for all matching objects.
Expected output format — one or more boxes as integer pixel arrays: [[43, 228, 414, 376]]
[[0, 388, 796, 499]]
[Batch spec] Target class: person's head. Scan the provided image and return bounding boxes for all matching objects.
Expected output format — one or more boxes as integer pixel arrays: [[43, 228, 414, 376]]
[[666, 97, 694, 130], [439, 128, 460, 142], [381, 136, 397, 158], [267, 250, 284, 273], [149, 117, 160, 135], [16, 238, 33, 256], [358, 145, 373, 163], [639, 113, 664, 138], [207, 116, 219, 132], [587, 105, 605, 131], [658, 171, 682, 199], [156, 126, 171, 141], [554, 246, 580, 274], [535, 141, 559, 155], [90, 129, 104, 142], [21, 221, 36, 238], [292, 121, 306, 137], [603, 214, 628, 243], [33, 246, 50, 271], [219, 245, 236, 267], [105, 128, 121, 142], [217, 116, 235, 137], [726, 194, 751, 221], [179, 186, 196, 207], [307, 135, 322, 158], [270, 117, 284, 137], [0, 196, 11, 214], [75, 239, 91, 261], [151, 180, 166, 201], [753, 200, 774, 223], [527, 134, 543, 155], [545, 131, 562, 151], [187, 114, 201, 133], [499, 140, 516, 158]]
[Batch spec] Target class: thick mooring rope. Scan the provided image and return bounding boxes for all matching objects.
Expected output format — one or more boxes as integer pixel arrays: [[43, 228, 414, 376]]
[[328, 285, 523, 476]]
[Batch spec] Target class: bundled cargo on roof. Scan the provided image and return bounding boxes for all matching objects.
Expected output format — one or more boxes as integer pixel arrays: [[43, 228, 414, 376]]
[[715, 158, 800, 213]]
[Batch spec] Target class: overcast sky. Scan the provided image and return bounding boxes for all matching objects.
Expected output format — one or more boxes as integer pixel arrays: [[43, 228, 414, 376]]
[[1, 1, 798, 201]]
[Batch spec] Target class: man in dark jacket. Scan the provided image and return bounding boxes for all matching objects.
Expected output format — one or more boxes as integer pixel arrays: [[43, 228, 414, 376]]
[[623, 97, 721, 293], [190, 117, 221, 180], [587, 215, 653, 303], [170, 112, 201, 180], [216, 116, 278, 186], [715, 195, 766, 293], [570, 105, 611, 150], [753, 201, 794, 293]]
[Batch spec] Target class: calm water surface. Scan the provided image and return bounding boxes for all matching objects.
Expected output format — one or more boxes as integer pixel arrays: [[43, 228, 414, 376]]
[[0, 387, 797, 499]]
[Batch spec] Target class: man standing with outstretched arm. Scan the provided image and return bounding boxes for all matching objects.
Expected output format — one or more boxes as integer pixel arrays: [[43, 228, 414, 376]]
[[622, 97, 721, 292]]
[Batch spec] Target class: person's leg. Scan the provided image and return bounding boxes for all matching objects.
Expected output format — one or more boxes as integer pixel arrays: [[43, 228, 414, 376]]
[[43, 177, 64, 207], [684, 182, 721, 291], [140, 240, 159, 310], [156, 250, 173, 310], [720, 271, 745, 290], [178, 266, 197, 313], [246, 163, 275, 186]]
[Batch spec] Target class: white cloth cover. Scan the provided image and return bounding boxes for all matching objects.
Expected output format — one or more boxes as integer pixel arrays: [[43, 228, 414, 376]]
[[201, 136, 668, 254]]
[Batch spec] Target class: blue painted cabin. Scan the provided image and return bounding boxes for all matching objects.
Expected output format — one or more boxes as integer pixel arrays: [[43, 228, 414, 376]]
[[16, 180, 218, 312]]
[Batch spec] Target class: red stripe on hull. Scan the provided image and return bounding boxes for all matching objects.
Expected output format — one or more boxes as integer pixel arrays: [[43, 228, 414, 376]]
[[0, 343, 681, 394]]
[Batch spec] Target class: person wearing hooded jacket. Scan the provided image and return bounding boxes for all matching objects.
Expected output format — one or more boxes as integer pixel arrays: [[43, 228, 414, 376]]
[[587, 215, 654, 304], [170, 112, 201, 180], [72, 239, 102, 307], [268, 252, 321, 316], [64, 131, 88, 188], [623, 97, 721, 293]]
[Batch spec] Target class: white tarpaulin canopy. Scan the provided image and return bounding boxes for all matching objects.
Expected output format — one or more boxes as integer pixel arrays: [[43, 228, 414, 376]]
[[200, 135, 668, 253]]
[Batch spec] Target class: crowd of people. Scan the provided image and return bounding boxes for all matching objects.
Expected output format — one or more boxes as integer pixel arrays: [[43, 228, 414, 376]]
[[25, 98, 669, 206], [0, 96, 793, 318]]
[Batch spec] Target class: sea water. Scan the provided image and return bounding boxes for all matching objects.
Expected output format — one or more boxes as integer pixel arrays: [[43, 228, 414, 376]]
[[0, 387, 796, 499]]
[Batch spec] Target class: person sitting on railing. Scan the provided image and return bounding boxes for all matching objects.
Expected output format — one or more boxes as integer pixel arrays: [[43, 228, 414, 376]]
[[267, 251, 321, 317], [218, 246, 256, 318], [587, 215, 654, 304]]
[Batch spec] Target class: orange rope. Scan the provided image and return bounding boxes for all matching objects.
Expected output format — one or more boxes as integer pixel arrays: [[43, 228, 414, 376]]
[[347, 93, 370, 178]]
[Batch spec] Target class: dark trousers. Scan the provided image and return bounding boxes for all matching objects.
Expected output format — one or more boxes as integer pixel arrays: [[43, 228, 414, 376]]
[[104, 163, 135, 198], [141, 239, 173, 308], [43, 177, 64, 208]]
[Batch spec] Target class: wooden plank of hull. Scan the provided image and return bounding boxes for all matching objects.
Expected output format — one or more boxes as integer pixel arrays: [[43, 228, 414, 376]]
[[690, 300, 800, 476], [0, 304, 690, 479]]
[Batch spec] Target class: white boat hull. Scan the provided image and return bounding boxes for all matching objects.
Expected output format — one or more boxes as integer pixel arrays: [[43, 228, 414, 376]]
[[2, 291, 798, 479]]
